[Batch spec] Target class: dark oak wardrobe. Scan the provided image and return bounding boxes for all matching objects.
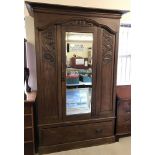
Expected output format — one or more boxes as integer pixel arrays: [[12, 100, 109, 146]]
[[26, 2, 127, 154]]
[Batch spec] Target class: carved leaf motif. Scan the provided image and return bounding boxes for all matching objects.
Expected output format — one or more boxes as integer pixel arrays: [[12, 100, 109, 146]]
[[43, 52, 55, 63], [41, 26, 56, 65], [102, 29, 113, 64]]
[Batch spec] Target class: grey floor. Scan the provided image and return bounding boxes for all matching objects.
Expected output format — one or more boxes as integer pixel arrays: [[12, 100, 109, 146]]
[[39, 137, 131, 155]]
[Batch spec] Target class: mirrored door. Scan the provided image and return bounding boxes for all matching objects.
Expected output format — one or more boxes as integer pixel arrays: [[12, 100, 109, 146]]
[[65, 32, 93, 115]]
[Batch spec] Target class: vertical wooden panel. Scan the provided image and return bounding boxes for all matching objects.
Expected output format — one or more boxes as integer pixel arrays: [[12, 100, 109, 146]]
[[101, 29, 115, 112], [37, 25, 60, 124], [96, 28, 116, 116]]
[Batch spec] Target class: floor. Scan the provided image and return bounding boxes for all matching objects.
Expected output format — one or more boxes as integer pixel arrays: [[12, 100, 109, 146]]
[[40, 137, 131, 155]]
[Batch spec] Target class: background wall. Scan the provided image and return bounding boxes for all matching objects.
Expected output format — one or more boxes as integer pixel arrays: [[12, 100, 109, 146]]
[[66, 42, 92, 60], [24, 0, 131, 18], [24, 0, 131, 90], [24, 0, 131, 43]]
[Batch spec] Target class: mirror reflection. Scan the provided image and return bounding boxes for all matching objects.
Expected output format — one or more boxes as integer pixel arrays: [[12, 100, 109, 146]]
[[66, 32, 93, 115]]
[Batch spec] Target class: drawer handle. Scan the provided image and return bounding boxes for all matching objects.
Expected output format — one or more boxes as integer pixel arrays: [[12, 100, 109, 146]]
[[95, 128, 103, 133]]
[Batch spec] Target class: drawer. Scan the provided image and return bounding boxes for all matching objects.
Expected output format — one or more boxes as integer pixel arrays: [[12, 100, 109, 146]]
[[117, 122, 131, 134], [24, 115, 32, 127], [24, 104, 32, 114], [117, 100, 131, 115], [24, 142, 34, 155], [24, 128, 33, 142], [117, 113, 131, 124], [40, 121, 114, 146]]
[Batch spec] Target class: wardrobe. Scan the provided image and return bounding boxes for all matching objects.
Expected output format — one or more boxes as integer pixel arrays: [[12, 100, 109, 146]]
[[26, 2, 128, 154]]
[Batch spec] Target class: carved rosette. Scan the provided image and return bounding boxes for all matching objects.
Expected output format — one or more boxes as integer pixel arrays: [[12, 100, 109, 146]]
[[41, 26, 56, 65], [102, 29, 113, 64], [63, 19, 94, 27]]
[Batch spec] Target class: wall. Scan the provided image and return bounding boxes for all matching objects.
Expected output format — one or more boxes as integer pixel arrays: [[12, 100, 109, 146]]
[[24, 0, 130, 17], [25, 15, 36, 90], [66, 41, 92, 60], [24, 0, 131, 90]]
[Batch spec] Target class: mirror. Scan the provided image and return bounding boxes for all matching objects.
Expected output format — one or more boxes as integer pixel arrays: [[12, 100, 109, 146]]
[[65, 32, 93, 115]]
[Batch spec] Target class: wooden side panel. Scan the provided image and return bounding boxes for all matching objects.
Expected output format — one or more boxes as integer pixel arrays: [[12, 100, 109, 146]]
[[96, 28, 116, 116], [37, 25, 60, 124], [24, 142, 34, 155], [116, 85, 131, 136], [101, 29, 115, 112]]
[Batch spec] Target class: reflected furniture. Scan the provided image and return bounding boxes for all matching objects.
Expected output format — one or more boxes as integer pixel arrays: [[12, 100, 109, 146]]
[[70, 57, 89, 69], [116, 85, 131, 140], [24, 91, 36, 155], [26, 2, 128, 154]]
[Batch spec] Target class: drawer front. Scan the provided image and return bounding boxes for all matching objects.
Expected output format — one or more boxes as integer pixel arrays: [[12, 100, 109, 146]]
[[24, 142, 34, 155], [24, 128, 33, 141], [117, 100, 131, 115], [40, 121, 114, 146], [117, 122, 131, 134], [24, 104, 32, 114], [24, 115, 32, 127], [117, 113, 131, 124]]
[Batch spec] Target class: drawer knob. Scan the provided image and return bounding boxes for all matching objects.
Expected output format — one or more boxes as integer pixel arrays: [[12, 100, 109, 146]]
[[95, 128, 103, 133]]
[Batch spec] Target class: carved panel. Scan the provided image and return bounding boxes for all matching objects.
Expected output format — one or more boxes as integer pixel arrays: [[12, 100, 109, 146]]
[[63, 19, 94, 27], [102, 29, 113, 64], [38, 25, 59, 124], [97, 28, 115, 115], [41, 26, 56, 65]]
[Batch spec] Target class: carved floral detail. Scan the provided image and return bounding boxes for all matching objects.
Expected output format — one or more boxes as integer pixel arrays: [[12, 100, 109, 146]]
[[102, 29, 113, 64], [41, 26, 56, 65]]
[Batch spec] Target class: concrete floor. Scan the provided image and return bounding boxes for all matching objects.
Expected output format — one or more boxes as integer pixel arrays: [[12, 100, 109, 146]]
[[41, 137, 131, 155]]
